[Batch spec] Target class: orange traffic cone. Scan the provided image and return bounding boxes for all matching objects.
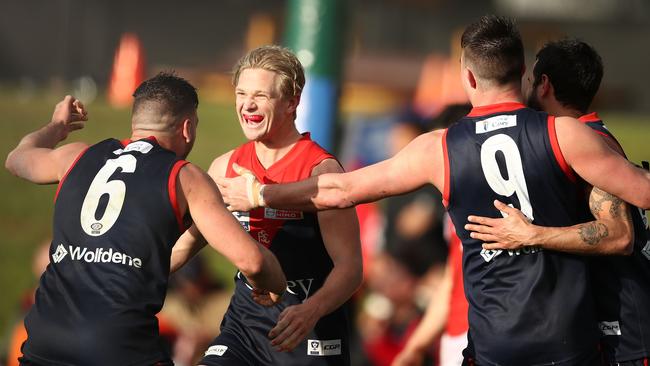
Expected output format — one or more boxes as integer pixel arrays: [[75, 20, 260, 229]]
[[108, 32, 145, 108]]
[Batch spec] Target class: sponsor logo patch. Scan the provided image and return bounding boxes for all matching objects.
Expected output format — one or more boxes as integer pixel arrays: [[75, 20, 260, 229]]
[[480, 246, 543, 263], [232, 211, 250, 231], [204, 345, 228, 356], [258, 230, 270, 245], [643, 240, 650, 261], [307, 339, 341, 356], [52, 244, 68, 263], [53, 244, 142, 268], [480, 248, 503, 262], [476, 115, 517, 134], [113, 141, 154, 155], [599, 321, 622, 336], [264, 208, 303, 220]]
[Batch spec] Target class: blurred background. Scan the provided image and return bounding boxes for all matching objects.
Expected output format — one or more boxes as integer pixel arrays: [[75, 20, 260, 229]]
[[1, 0, 649, 365]]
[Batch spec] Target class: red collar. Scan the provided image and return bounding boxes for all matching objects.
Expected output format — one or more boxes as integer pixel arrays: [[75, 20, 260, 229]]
[[578, 112, 601, 123], [467, 102, 526, 117], [121, 136, 158, 147]]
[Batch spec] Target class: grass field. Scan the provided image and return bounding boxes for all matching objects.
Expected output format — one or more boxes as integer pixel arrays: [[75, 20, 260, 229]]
[[0, 89, 648, 347]]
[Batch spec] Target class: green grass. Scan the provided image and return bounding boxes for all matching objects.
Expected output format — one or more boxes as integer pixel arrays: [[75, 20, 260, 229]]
[[599, 112, 650, 163]]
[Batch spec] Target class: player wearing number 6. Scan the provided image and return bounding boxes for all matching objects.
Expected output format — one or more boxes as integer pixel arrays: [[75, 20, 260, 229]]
[[5, 73, 286, 366], [217, 16, 650, 366]]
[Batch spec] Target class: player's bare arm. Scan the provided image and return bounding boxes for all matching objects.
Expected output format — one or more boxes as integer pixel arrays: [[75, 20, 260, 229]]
[[218, 129, 446, 212], [169, 151, 234, 273], [268, 158, 363, 352], [5, 95, 89, 184], [556, 116, 650, 209], [467, 187, 634, 255], [178, 163, 286, 300], [170, 225, 207, 273]]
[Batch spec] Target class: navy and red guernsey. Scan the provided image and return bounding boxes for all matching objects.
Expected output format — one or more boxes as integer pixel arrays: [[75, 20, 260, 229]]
[[444, 103, 599, 365], [22, 138, 187, 366], [581, 113, 650, 363], [200, 133, 351, 366]]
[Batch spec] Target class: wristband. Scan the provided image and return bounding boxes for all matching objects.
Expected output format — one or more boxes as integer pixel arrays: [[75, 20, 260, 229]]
[[258, 184, 266, 207], [244, 174, 266, 208]]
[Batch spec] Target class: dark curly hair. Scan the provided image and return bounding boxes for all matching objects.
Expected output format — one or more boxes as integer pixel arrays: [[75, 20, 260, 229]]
[[532, 39, 603, 113]]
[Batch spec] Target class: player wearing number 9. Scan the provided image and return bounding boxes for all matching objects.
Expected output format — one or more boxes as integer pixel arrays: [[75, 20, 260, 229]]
[[216, 16, 650, 366], [5, 72, 286, 366]]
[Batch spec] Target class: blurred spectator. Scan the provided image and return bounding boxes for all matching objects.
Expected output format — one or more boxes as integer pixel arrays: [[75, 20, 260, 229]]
[[392, 103, 472, 366], [5, 241, 50, 366], [360, 250, 435, 366], [160, 255, 231, 366], [353, 106, 449, 366], [383, 107, 448, 305], [429, 104, 474, 130]]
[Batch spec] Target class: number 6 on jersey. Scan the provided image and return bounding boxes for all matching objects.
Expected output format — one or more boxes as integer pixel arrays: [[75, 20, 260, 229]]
[[80, 154, 137, 236]]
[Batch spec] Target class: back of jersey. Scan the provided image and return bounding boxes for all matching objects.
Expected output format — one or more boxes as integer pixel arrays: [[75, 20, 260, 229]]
[[23, 138, 185, 366], [580, 114, 650, 362], [444, 103, 598, 365]]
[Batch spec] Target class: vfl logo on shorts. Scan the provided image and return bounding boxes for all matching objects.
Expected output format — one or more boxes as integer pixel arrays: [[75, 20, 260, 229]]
[[204, 345, 228, 356], [599, 321, 622, 336], [307, 339, 341, 356]]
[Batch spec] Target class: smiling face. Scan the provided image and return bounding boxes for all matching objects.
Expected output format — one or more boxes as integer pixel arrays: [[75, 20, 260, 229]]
[[235, 68, 297, 143]]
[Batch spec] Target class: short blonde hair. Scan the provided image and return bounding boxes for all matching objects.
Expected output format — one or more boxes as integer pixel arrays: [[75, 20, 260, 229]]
[[232, 45, 305, 99]]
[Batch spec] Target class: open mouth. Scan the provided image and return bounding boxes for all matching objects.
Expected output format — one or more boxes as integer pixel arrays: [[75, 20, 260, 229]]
[[243, 114, 264, 124]]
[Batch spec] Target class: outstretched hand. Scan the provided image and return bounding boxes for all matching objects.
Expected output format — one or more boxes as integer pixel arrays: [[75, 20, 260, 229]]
[[51, 95, 88, 139], [215, 163, 264, 212], [464, 200, 535, 250], [268, 301, 320, 352], [251, 288, 284, 307]]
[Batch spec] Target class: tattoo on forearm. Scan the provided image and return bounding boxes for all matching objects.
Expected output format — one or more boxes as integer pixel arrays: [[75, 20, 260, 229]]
[[579, 222, 609, 246], [589, 187, 625, 219]]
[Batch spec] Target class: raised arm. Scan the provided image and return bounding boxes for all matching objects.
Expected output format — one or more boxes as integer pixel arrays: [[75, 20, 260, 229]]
[[268, 159, 363, 352], [178, 163, 286, 297], [217, 129, 446, 212], [5, 95, 89, 184], [556, 116, 650, 208]]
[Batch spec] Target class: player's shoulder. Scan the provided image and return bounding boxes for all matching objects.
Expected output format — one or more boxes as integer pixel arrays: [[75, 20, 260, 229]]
[[299, 137, 335, 160], [208, 149, 235, 179], [177, 162, 217, 195], [53, 141, 91, 178], [311, 158, 344, 176], [554, 115, 592, 136], [59, 141, 91, 155], [411, 128, 445, 152]]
